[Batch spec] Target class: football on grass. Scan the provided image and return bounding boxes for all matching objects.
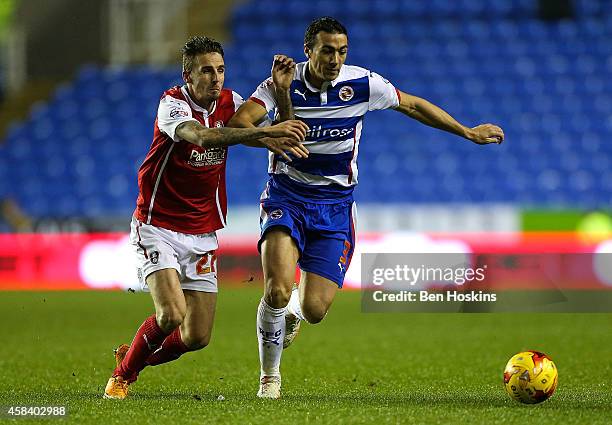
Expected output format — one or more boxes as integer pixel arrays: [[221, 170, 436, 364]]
[[503, 350, 558, 404]]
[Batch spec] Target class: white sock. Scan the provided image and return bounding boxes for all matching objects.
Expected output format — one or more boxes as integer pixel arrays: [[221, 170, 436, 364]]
[[286, 286, 306, 322], [257, 298, 286, 378]]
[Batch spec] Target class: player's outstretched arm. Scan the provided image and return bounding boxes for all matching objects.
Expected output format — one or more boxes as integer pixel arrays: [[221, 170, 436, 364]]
[[228, 100, 309, 161], [227, 100, 268, 130], [175, 119, 308, 151], [395, 90, 504, 145]]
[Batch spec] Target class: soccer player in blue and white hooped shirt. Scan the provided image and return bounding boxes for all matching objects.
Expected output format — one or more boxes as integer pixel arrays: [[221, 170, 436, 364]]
[[229, 17, 505, 398]]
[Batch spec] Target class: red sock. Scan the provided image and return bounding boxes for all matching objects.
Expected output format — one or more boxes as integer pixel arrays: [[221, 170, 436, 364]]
[[114, 314, 169, 382], [145, 327, 191, 366]]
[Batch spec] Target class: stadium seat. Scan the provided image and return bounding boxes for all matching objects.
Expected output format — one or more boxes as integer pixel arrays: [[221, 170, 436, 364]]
[[0, 0, 610, 217]]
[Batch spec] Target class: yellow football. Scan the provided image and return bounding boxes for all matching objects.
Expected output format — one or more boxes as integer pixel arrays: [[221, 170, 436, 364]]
[[503, 350, 558, 404]]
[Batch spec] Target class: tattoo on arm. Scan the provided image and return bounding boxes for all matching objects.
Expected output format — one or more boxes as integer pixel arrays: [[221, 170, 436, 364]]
[[175, 121, 266, 149]]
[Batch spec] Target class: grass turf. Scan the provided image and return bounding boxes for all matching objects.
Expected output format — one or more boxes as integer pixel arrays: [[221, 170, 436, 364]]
[[0, 287, 610, 424]]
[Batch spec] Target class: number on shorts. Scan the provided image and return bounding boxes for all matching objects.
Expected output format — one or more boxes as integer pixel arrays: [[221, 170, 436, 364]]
[[196, 251, 217, 275], [339, 240, 351, 265]]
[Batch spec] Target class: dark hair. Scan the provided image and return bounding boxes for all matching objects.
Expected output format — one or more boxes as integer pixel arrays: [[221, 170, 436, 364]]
[[182, 36, 224, 73], [304, 17, 348, 50]]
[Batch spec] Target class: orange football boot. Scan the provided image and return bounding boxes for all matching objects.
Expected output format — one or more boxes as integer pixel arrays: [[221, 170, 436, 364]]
[[103, 344, 131, 399], [103, 376, 130, 400]]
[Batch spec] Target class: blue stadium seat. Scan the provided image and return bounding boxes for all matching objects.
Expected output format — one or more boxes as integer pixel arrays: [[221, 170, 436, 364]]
[[1, 0, 610, 217]]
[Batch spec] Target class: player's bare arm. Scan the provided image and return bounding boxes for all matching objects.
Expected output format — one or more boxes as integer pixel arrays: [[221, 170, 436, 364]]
[[228, 99, 267, 129], [228, 100, 309, 161], [271, 54, 296, 121], [394, 90, 505, 145], [175, 119, 308, 149]]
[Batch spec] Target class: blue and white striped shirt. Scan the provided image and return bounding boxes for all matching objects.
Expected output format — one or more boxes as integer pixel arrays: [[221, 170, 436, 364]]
[[251, 61, 400, 202]]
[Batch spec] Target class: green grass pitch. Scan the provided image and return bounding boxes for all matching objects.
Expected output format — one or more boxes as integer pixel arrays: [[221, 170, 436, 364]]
[[0, 287, 610, 424]]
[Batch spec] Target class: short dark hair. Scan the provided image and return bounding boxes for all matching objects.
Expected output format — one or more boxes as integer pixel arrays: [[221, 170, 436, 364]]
[[304, 17, 348, 50], [182, 36, 224, 73]]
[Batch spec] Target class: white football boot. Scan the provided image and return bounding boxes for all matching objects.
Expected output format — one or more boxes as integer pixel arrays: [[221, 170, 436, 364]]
[[257, 376, 281, 399], [283, 312, 301, 349], [284, 285, 302, 348]]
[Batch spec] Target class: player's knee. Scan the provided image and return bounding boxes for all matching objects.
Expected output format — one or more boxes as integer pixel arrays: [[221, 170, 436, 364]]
[[182, 332, 211, 351], [156, 306, 185, 332], [264, 283, 292, 308], [302, 300, 328, 324]]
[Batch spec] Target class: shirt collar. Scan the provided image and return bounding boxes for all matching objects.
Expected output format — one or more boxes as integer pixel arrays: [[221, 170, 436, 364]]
[[181, 85, 216, 115], [300, 62, 343, 92]]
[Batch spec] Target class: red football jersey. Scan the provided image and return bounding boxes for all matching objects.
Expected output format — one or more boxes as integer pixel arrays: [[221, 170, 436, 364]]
[[134, 86, 243, 234]]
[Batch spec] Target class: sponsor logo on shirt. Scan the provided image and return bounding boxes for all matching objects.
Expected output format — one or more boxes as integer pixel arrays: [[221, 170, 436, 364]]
[[169, 107, 189, 119], [294, 88, 307, 101], [188, 148, 226, 167], [306, 125, 354, 140], [260, 78, 274, 89]]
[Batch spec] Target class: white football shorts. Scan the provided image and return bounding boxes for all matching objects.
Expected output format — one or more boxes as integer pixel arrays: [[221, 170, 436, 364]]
[[130, 216, 218, 292]]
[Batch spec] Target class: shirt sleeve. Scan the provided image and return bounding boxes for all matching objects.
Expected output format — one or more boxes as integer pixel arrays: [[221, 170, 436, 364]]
[[249, 78, 277, 113], [368, 71, 401, 111], [157, 95, 198, 142], [232, 91, 244, 112]]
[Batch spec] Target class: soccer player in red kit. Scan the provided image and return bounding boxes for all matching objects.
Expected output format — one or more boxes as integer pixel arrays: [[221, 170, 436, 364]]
[[103, 36, 308, 399]]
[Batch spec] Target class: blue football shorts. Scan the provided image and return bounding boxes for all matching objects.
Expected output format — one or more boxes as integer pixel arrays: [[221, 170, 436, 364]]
[[259, 192, 356, 288]]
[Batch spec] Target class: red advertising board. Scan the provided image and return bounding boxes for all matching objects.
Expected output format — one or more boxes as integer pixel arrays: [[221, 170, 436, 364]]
[[0, 232, 610, 290]]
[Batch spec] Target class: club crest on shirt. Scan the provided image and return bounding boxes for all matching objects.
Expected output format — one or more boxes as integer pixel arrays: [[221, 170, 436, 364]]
[[339, 86, 354, 102]]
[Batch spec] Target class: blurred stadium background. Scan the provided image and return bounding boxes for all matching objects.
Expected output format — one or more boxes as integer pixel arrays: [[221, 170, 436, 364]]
[[0, 0, 611, 290]]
